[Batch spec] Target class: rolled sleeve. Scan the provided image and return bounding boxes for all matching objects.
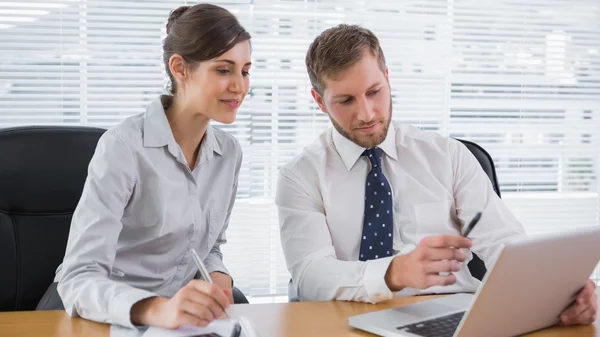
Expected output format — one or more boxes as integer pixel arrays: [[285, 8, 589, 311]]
[[363, 256, 395, 303]]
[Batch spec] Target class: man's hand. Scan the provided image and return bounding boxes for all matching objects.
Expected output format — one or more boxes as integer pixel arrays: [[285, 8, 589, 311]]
[[130, 279, 230, 329], [210, 272, 234, 304], [560, 280, 598, 326], [385, 234, 472, 291]]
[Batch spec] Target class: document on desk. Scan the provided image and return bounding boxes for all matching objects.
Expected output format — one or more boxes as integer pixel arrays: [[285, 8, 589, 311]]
[[141, 317, 259, 337], [142, 319, 236, 337]]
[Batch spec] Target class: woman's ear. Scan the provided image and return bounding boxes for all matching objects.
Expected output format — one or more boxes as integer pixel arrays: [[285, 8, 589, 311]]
[[169, 54, 187, 85]]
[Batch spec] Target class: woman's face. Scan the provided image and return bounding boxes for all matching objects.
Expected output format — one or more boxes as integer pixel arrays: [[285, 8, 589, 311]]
[[175, 40, 252, 124]]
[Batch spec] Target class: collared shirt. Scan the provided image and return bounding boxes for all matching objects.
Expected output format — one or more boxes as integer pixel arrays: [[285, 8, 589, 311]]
[[55, 96, 242, 327], [276, 121, 525, 303]]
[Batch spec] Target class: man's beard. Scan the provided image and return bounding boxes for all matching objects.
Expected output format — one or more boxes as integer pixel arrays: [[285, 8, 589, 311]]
[[329, 99, 392, 149]]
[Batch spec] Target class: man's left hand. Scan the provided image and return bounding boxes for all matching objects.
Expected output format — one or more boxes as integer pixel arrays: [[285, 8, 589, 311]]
[[560, 279, 598, 326]]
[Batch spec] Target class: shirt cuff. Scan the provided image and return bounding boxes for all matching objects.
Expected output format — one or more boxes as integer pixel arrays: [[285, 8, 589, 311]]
[[109, 288, 157, 328], [363, 256, 395, 303]]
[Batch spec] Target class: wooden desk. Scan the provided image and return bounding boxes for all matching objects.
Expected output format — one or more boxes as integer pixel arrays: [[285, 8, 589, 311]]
[[0, 296, 597, 337]]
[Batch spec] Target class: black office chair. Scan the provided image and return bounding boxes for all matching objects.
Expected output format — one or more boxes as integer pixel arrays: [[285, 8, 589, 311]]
[[455, 138, 501, 282], [287, 138, 501, 301], [0, 126, 248, 312], [457, 139, 501, 199], [0, 126, 106, 311]]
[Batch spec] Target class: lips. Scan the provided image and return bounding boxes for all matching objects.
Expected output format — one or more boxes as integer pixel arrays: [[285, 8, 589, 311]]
[[355, 122, 380, 132], [220, 99, 241, 109]]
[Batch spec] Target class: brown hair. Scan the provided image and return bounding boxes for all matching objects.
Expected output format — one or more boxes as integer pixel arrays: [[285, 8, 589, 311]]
[[305, 24, 386, 95], [163, 4, 251, 94]]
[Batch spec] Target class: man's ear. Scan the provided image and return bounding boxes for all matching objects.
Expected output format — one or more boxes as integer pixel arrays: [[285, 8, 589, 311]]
[[311, 88, 327, 113]]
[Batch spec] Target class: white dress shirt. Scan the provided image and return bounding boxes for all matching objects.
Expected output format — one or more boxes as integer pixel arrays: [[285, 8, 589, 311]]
[[55, 96, 242, 327], [276, 121, 525, 303]]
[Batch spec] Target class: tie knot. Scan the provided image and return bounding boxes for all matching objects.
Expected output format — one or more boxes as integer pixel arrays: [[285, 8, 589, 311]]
[[363, 147, 383, 168]]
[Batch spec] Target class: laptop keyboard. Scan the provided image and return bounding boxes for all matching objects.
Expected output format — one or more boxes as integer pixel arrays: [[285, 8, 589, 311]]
[[396, 311, 465, 337]]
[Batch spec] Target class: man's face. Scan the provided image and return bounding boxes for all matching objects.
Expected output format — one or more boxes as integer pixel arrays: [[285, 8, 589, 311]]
[[312, 52, 392, 148]]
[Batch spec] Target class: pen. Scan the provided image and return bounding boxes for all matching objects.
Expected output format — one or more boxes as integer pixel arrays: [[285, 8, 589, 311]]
[[189, 248, 242, 337], [462, 212, 482, 237]]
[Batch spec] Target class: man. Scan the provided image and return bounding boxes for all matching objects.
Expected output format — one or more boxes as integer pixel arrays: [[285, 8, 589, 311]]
[[275, 24, 597, 326]]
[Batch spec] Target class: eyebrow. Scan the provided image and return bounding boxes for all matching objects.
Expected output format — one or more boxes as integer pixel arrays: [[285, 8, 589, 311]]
[[332, 82, 381, 100], [215, 59, 252, 67]]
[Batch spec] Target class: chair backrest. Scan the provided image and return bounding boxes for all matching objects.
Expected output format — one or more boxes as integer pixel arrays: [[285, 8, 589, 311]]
[[0, 126, 105, 311], [455, 139, 501, 198], [455, 138, 501, 281]]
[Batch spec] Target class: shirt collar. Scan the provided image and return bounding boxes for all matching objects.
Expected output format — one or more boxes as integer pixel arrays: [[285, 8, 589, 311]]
[[332, 122, 398, 171], [143, 95, 172, 148], [197, 126, 222, 164], [142, 95, 222, 160]]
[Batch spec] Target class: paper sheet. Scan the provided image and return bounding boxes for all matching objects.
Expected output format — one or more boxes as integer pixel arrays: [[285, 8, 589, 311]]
[[141, 319, 237, 337]]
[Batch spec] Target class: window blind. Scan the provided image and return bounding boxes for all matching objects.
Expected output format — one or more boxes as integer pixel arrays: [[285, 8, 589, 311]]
[[1, 0, 598, 300]]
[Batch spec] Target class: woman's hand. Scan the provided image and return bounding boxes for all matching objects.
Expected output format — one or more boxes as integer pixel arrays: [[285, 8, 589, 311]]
[[130, 279, 231, 329]]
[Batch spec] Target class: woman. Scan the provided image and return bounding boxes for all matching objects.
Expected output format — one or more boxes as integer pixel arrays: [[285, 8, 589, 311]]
[[38, 4, 252, 329]]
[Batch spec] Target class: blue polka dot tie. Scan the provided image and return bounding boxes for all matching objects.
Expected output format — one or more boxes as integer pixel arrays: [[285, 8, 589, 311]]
[[360, 147, 394, 261]]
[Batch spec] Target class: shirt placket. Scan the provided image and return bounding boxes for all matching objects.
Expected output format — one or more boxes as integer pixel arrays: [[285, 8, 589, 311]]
[[167, 164, 199, 295]]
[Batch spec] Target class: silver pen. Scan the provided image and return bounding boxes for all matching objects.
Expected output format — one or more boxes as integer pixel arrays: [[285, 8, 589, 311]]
[[190, 247, 216, 284], [189, 248, 241, 337]]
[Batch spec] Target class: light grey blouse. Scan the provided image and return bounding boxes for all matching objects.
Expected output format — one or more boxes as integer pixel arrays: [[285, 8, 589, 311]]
[[55, 96, 242, 328]]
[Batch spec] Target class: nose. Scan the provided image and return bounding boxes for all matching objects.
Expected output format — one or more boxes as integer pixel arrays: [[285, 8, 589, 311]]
[[229, 73, 245, 95], [355, 96, 376, 123]]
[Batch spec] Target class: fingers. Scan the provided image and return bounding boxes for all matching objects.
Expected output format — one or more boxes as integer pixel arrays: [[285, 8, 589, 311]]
[[577, 306, 597, 326], [190, 280, 231, 312], [185, 289, 226, 320], [181, 300, 217, 322], [421, 247, 467, 262], [422, 234, 472, 249], [563, 280, 599, 326], [424, 273, 457, 287], [561, 304, 597, 326], [223, 288, 234, 304], [158, 281, 237, 330], [178, 280, 231, 322], [561, 301, 588, 324], [560, 286, 598, 326], [424, 260, 462, 274], [576, 280, 597, 305], [177, 311, 211, 328]]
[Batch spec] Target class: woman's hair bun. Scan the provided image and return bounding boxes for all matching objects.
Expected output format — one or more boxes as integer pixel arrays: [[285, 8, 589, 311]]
[[166, 6, 190, 34]]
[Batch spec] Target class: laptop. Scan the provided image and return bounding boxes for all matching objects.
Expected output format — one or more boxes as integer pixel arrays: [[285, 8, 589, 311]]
[[348, 226, 600, 337]]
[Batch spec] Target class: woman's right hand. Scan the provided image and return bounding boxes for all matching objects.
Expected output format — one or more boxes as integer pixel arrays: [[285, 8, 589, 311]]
[[130, 279, 232, 329]]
